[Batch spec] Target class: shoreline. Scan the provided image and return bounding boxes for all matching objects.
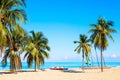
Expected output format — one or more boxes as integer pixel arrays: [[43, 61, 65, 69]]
[[0, 61, 119, 70], [0, 66, 113, 71], [0, 66, 119, 71]]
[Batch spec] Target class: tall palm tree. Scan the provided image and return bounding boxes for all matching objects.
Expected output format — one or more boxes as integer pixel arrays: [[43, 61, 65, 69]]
[[2, 26, 25, 72], [74, 34, 91, 71], [0, 0, 27, 55], [0, 0, 27, 72], [88, 17, 116, 72], [23, 31, 50, 71]]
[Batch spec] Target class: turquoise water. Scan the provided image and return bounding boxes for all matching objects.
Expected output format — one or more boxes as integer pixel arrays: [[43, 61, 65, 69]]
[[0, 62, 120, 70]]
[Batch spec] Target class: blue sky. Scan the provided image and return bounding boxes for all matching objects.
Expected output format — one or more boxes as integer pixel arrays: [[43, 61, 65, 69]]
[[23, 0, 120, 62]]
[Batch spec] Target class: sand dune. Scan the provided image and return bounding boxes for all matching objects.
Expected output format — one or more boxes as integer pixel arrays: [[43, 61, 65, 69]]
[[0, 67, 120, 80]]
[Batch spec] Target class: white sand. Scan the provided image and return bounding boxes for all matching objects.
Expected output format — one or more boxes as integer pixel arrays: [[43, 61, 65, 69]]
[[0, 67, 120, 80]]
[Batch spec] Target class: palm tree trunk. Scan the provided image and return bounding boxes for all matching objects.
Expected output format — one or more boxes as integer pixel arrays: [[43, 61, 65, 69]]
[[82, 49, 84, 72], [34, 57, 36, 71], [103, 55, 106, 67], [90, 52, 93, 67], [100, 48, 103, 72], [14, 56, 17, 72], [94, 48, 100, 67]]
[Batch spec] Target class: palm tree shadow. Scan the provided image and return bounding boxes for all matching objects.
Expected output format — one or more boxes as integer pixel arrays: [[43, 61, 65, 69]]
[[19, 70, 35, 72], [0, 70, 35, 75], [0, 72, 15, 74], [61, 70, 83, 73]]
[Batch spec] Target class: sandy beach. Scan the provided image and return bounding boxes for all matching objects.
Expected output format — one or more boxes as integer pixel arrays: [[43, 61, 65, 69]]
[[0, 67, 120, 80]]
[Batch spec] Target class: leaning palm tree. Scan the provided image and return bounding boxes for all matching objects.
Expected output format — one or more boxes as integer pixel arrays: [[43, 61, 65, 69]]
[[23, 31, 50, 71], [88, 17, 116, 72], [74, 34, 91, 71]]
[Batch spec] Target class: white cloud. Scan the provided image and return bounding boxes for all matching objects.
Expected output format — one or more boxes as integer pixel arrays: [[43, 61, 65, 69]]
[[111, 54, 117, 58], [64, 56, 68, 60]]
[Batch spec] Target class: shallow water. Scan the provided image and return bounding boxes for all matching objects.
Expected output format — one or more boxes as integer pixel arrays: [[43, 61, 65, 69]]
[[0, 62, 120, 70]]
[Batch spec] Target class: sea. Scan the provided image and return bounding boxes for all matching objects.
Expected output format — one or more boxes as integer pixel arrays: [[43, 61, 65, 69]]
[[0, 62, 120, 70]]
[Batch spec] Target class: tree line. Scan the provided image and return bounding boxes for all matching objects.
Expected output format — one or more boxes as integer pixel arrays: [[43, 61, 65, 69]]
[[74, 17, 116, 72], [0, 0, 50, 72]]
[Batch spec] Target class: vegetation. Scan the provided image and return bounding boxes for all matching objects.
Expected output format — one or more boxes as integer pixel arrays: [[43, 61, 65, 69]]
[[2, 26, 25, 72], [74, 34, 91, 71], [0, 0, 117, 73], [88, 17, 116, 72], [0, 0, 27, 72], [0, 0, 50, 72], [23, 31, 50, 71]]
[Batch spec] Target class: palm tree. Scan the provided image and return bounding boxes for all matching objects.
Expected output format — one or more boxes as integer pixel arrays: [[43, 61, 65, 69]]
[[0, 0, 27, 72], [88, 17, 116, 72], [0, 22, 7, 56], [74, 34, 91, 71], [0, 0, 27, 55], [23, 31, 50, 71], [2, 49, 22, 72], [2, 26, 25, 72]]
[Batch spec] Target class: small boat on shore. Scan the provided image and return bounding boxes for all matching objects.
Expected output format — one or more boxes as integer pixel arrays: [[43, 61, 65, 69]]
[[50, 67, 68, 70]]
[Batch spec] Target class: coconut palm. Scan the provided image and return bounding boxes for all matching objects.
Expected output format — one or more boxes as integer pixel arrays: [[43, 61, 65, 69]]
[[0, 0, 27, 55], [2, 26, 25, 72], [23, 31, 50, 71], [2, 49, 22, 72], [0, 22, 7, 56], [0, 0, 27, 72], [74, 34, 91, 71], [88, 17, 116, 72]]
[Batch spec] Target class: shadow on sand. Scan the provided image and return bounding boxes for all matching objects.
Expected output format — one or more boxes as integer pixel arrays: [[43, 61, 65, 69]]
[[0, 70, 36, 75], [61, 69, 83, 73], [0, 71, 15, 74]]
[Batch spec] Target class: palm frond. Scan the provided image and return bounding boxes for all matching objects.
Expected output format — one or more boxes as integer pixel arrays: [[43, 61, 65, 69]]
[[107, 21, 114, 26], [89, 24, 97, 27], [40, 50, 49, 58], [73, 41, 80, 44]]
